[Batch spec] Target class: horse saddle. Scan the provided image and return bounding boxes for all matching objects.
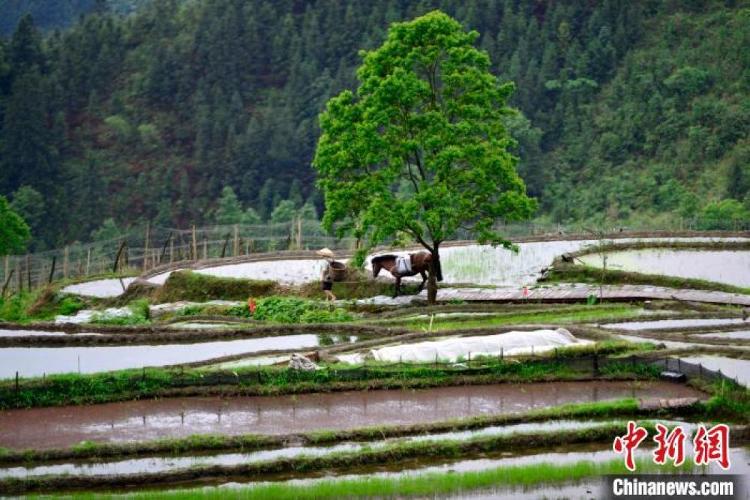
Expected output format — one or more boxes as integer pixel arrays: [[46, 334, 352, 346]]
[[395, 255, 412, 274]]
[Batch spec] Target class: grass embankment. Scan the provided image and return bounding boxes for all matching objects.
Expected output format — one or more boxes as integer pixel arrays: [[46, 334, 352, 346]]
[[393, 303, 643, 331], [0, 423, 666, 494], [0, 288, 86, 323], [93, 457, 690, 500], [0, 399, 651, 464], [543, 262, 750, 295], [154, 271, 278, 302], [0, 346, 658, 409]]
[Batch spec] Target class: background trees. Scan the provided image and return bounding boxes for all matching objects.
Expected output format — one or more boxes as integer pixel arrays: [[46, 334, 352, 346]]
[[0, 196, 30, 255], [0, 1, 747, 250]]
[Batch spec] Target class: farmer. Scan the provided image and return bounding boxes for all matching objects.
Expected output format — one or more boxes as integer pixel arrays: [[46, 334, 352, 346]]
[[316, 247, 336, 302]]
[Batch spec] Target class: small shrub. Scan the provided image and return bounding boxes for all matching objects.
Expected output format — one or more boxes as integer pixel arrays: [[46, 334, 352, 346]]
[[251, 296, 352, 323]]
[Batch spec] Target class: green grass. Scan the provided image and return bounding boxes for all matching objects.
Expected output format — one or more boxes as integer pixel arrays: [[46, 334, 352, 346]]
[[0, 288, 87, 323], [59, 456, 689, 499], [0, 346, 656, 409], [155, 270, 278, 302], [396, 304, 641, 331], [698, 381, 750, 423]]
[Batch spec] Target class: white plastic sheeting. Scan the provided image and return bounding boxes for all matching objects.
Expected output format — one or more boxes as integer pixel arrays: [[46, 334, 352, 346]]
[[54, 307, 132, 325], [340, 328, 590, 364]]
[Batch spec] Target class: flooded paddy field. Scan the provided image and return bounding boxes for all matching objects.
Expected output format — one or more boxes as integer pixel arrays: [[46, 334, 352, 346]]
[[578, 249, 750, 288], [601, 317, 750, 331], [60, 278, 137, 298], [695, 330, 750, 341], [0, 381, 704, 451], [136, 237, 749, 290], [0, 329, 102, 337], [678, 355, 750, 386], [40, 445, 746, 497], [0, 419, 633, 479], [0, 334, 329, 378]]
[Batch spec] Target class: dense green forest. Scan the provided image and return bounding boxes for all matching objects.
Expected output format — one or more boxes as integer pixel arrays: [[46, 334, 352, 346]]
[[0, 0, 148, 35], [0, 0, 748, 250]]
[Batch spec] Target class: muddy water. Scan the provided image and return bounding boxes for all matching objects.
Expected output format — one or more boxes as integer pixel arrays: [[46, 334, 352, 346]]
[[0, 334, 322, 379], [579, 249, 750, 288], [0, 381, 703, 451]]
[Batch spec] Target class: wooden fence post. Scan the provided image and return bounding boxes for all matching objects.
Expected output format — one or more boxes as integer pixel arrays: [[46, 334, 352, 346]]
[[169, 236, 174, 263], [143, 222, 151, 270], [203, 236, 208, 260], [85, 248, 91, 276], [63, 246, 69, 279], [48, 256, 56, 284], [233, 225, 239, 256], [191, 226, 198, 260], [15, 258, 21, 293], [296, 217, 302, 250], [113, 240, 127, 273], [26, 254, 31, 290], [1, 269, 14, 298]]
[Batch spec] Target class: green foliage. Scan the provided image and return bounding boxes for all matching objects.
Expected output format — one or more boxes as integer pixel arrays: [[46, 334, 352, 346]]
[[270, 200, 297, 223], [10, 186, 44, 236], [214, 186, 244, 225], [0, 196, 30, 255], [0, 196, 31, 255], [314, 11, 535, 258], [697, 199, 749, 230], [89, 217, 122, 241], [251, 296, 352, 323], [0, 2, 748, 249]]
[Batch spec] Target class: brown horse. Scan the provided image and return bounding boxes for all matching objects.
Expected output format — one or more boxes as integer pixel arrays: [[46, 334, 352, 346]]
[[371, 251, 443, 297]]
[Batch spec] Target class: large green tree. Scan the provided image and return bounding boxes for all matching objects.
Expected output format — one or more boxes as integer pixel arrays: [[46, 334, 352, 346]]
[[314, 11, 536, 303], [0, 196, 30, 255]]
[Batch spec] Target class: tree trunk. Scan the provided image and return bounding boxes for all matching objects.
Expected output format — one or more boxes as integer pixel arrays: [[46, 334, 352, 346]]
[[427, 245, 440, 304]]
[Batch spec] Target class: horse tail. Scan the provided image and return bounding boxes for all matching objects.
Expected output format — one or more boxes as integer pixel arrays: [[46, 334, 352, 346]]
[[425, 251, 443, 282], [372, 259, 381, 278]]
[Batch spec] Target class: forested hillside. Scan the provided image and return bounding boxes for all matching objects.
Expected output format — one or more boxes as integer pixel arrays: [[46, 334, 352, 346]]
[[0, 0, 148, 35], [0, 0, 748, 250]]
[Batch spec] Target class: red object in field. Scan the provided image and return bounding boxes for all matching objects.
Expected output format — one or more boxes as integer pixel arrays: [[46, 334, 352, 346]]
[[522, 286, 529, 298], [247, 297, 257, 314]]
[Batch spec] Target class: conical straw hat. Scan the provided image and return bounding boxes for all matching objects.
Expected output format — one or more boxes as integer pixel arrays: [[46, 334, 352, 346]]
[[316, 247, 335, 258]]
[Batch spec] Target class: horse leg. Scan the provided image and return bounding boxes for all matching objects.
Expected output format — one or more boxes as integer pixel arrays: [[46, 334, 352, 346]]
[[393, 276, 401, 298], [417, 270, 427, 292]]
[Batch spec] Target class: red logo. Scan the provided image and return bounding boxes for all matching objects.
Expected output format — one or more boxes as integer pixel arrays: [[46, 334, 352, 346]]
[[613, 421, 649, 472], [693, 424, 730, 470], [613, 422, 731, 471]]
